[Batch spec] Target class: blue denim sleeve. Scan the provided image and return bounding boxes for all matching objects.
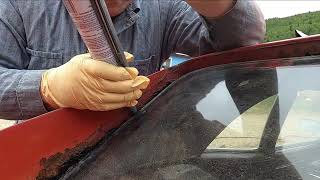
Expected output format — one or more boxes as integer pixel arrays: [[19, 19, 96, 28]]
[[0, 1, 47, 120], [161, 0, 265, 60], [202, 0, 266, 51]]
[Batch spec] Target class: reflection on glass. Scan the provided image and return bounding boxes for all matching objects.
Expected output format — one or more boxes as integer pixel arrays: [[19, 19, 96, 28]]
[[277, 90, 320, 146], [207, 95, 278, 150], [277, 66, 320, 129], [196, 81, 240, 123]]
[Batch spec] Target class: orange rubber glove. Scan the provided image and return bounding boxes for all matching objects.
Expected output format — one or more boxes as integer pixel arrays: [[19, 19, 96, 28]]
[[40, 53, 150, 111]]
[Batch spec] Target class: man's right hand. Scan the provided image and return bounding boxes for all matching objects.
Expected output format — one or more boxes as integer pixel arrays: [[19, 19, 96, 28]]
[[40, 53, 150, 111]]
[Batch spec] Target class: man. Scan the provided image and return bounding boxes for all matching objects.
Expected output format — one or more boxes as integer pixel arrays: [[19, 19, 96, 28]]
[[0, 0, 265, 120]]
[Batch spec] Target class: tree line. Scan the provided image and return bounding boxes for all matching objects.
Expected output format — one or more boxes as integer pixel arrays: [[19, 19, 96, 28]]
[[265, 11, 320, 42]]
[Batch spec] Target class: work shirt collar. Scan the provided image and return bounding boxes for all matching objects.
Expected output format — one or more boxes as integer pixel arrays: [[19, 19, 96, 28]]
[[113, 0, 141, 35]]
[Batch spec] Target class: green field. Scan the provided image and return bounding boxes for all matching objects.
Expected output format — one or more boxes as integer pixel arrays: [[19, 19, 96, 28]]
[[265, 11, 320, 42]]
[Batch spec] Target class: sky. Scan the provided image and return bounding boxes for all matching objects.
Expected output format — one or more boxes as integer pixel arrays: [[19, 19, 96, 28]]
[[256, 1, 320, 19]]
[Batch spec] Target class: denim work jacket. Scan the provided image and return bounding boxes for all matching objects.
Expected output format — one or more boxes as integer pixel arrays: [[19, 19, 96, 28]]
[[0, 0, 265, 119]]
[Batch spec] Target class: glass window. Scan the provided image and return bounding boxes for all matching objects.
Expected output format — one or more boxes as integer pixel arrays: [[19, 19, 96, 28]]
[[68, 56, 320, 180], [207, 95, 278, 150], [277, 90, 320, 146]]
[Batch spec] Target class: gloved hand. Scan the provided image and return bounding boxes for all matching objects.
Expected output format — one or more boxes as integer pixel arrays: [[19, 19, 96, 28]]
[[40, 53, 150, 111]]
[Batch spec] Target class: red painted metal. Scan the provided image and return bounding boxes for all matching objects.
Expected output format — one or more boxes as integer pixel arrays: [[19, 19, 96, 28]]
[[0, 35, 320, 179]]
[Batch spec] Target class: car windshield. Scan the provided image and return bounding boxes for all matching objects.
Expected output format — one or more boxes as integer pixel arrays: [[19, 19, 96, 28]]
[[67, 56, 320, 180]]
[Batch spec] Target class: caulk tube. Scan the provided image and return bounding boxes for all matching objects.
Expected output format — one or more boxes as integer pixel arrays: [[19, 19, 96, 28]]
[[90, 0, 128, 67], [63, 0, 137, 113], [63, 0, 127, 66]]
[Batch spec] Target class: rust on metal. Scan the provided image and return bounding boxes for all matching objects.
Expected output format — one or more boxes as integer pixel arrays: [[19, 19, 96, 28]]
[[37, 127, 105, 180]]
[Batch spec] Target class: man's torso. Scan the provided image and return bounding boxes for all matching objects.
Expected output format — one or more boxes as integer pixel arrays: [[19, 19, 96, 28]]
[[11, 0, 171, 75]]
